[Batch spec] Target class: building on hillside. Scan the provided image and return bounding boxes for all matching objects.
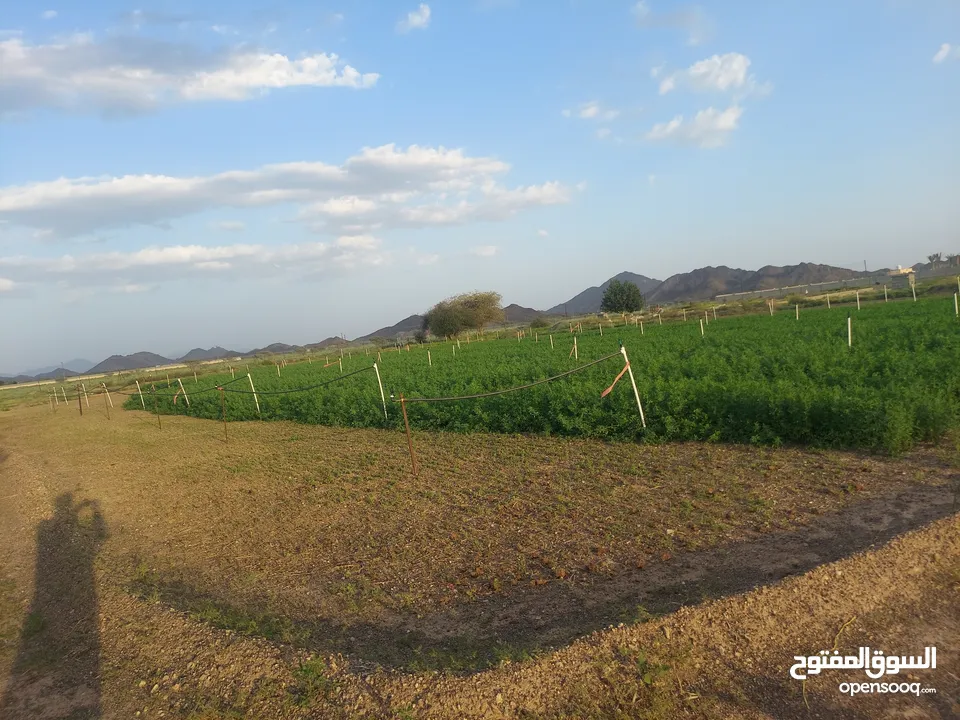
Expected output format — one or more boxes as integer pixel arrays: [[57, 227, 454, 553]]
[[887, 266, 916, 289]]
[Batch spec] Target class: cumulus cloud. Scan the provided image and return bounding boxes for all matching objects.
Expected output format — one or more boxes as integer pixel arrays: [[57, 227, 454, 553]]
[[933, 43, 958, 63], [0, 34, 379, 117], [658, 52, 767, 97], [469, 245, 497, 257], [397, 4, 431, 33], [537, 229, 549, 237], [0, 143, 570, 239], [41, 10, 57, 20], [0, 238, 386, 290], [632, 1, 710, 46], [562, 100, 619, 121], [646, 106, 743, 148], [0, 277, 15, 292]]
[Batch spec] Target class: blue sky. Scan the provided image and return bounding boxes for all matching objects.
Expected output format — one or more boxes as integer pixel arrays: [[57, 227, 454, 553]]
[[1, 0, 958, 372]]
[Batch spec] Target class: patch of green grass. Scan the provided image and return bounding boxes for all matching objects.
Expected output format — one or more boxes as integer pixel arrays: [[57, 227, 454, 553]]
[[290, 657, 338, 707]]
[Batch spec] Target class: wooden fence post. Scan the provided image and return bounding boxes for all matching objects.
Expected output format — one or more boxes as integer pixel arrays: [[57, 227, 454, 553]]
[[248, 373, 261, 418], [619, 345, 646, 429]]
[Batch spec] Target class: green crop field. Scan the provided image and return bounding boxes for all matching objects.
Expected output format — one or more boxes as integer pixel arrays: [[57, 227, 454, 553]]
[[121, 298, 960, 454]]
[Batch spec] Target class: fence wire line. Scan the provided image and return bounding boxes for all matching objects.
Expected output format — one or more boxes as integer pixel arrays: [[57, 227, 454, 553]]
[[108, 373, 249, 398], [399, 352, 623, 403]]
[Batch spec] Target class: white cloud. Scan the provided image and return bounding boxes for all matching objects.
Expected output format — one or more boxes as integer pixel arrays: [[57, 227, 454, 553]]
[[397, 4, 431, 33], [933, 43, 958, 63], [563, 100, 619, 121], [210, 25, 238, 35], [596, 128, 611, 139], [646, 105, 743, 148], [0, 277, 14, 292], [648, 174, 656, 186], [469, 245, 497, 257], [0, 34, 379, 117], [659, 53, 758, 95], [416, 253, 440, 265], [41, 10, 58, 20], [212, 220, 245, 232], [632, 1, 710, 45], [0, 238, 386, 289], [114, 283, 155, 293], [537, 229, 549, 237], [0, 143, 571, 239]]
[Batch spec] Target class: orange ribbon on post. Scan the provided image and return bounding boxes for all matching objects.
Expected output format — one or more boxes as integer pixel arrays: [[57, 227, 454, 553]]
[[601, 362, 630, 398]]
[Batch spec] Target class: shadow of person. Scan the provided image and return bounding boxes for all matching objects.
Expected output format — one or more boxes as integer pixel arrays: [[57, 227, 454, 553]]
[[1, 493, 107, 719]]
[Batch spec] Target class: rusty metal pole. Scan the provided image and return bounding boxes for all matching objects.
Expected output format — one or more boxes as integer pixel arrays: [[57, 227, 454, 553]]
[[400, 394, 418, 476], [153, 386, 162, 430], [220, 386, 227, 443]]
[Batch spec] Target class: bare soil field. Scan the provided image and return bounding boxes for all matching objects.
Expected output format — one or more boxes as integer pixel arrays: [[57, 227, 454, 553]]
[[0, 402, 957, 718]]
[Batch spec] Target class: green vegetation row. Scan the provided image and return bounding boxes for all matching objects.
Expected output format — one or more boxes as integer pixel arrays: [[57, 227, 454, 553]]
[[123, 299, 960, 454]]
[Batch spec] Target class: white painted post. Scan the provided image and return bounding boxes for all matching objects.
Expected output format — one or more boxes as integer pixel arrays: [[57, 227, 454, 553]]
[[768, 300, 774, 316], [177, 378, 190, 407], [231, 367, 235, 379], [954, 292, 959, 317], [574, 336, 578, 360], [339, 356, 343, 374], [912, 282, 917, 302], [550, 335, 554, 349], [599, 323, 603, 337], [61, 387, 68, 403], [640, 320, 644, 335], [620, 346, 646, 429], [277, 364, 281, 377], [377, 351, 382, 363], [682, 308, 686, 321], [535, 333, 539, 343], [827, 295, 831, 309], [658, 313, 662, 326], [81, 383, 90, 408], [796, 304, 799, 320], [247, 373, 261, 418], [700, 318, 704, 336], [704, 310, 709, 326], [848, 315, 852, 347], [54, 389, 60, 406], [373, 363, 387, 420], [856, 290, 861, 310], [101, 383, 113, 408], [884, 285, 888, 302], [135, 380, 145, 409], [428, 350, 432, 366]]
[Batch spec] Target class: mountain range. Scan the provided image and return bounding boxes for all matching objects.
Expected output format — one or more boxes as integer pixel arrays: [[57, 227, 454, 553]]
[[0, 261, 880, 381]]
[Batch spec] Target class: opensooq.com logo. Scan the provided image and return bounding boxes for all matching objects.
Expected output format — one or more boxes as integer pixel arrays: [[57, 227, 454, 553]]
[[789, 646, 938, 697]]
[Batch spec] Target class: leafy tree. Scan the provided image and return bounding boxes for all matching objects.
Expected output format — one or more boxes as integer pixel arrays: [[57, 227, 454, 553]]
[[423, 291, 505, 337], [530, 316, 550, 329], [600, 279, 645, 313], [928, 252, 943, 268]]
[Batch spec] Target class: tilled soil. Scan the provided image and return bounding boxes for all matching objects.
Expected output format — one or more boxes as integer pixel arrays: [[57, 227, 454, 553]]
[[0, 402, 957, 718]]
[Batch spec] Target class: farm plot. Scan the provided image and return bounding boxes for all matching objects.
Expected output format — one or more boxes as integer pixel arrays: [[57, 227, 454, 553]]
[[122, 299, 960, 453]]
